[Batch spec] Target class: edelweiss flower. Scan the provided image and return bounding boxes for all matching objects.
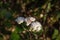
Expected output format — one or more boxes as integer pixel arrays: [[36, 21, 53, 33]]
[[29, 21, 42, 32], [15, 17, 25, 24], [25, 17, 36, 26]]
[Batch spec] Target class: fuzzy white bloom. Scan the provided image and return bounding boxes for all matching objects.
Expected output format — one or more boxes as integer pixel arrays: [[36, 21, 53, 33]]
[[15, 17, 25, 24], [25, 17, 36, 26], [40, 14, 43, 18], [29, 21, 42, 32]]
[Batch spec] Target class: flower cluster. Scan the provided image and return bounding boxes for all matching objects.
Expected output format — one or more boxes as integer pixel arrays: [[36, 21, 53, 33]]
[[15, 17, 42, 32]]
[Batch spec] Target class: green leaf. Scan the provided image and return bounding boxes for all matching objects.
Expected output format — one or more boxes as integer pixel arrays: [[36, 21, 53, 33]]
[[56, 11, 60, 18], [46, 2, 51, 13], [10, 31, 20, 40], [15, 26, 24, 33], [52, 29, 59, 39], [56, 34, 60, 40]]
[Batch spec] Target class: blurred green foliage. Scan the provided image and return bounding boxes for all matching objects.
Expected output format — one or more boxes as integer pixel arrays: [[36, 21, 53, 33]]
[[10, 31, 20, 40], [52, 29, 59, 39]]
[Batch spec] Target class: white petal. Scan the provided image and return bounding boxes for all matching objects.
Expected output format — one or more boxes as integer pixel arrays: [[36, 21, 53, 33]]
[[30, 21, 42, 32], [15, 17, 25, 24], [29, 17, 36, 21], [25, 17, 36, 26], [25, 18, 31, 26]]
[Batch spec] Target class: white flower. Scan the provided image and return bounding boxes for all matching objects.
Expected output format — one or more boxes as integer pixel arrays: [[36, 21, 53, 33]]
[[15, 17, 25, 24], [40, 14, 43, 18], [25, 17, 36, 26], [29, 21, 42, 32], [29, 17, 36, 21]]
